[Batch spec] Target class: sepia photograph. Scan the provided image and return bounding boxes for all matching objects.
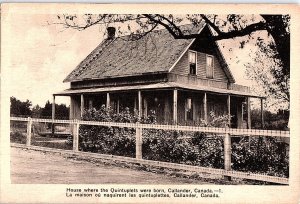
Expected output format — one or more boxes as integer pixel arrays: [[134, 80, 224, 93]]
[[1, 3, 300, 204]]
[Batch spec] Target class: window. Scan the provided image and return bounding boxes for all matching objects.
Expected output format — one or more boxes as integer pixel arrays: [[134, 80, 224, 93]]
[[189, 51, 197, 75], [186, 98, 193, 121], [206, 55, 214, 78]]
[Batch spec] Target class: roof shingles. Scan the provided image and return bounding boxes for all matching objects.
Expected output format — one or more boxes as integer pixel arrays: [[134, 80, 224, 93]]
[[63, 23, 205, 82]]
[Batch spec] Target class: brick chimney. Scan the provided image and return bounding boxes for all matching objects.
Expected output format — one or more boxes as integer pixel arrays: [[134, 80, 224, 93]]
[[107, 27, 116, 39]]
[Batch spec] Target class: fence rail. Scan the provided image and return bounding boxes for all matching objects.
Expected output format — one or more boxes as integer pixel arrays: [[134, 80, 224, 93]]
[[10, 117, 290, 137], [10, 117, 290, 184]]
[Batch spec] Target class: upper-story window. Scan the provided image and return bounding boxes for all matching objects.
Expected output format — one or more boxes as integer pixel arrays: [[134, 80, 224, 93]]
[[189, 51, 197, 75], [206, 55, 214, 78]]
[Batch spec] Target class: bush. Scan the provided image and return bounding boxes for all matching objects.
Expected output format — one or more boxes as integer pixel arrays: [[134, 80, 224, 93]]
[[10, 131, 27, 144], [79, 108, 227, 168], [142, 129, 224, 168], [78, 107, 289, 177], [231, 136, 289, 177], [79, 105, 137, 157]]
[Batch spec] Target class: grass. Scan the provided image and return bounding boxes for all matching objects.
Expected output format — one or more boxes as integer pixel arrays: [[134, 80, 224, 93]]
[[31, 135, 73, 150]]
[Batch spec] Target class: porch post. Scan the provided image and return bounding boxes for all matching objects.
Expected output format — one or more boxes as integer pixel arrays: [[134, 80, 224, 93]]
[[227, 95, 231, 127], [52, 95, 55, 134], [241, 100, 244, 125], [52, 95, 55, 120], [80, 94, 84, 118], [106, 93, 110, 110], [88, 99, 93, 109], [117, 99, 120, 114], [143, 98, 148, 117], [138, 91, 142, 118], [134, 97, 137, 111], [203, 92, 208, 123], [261, 98, 264, 129], [69, 96, 73, 119], [247, 97, 251, 129], [173, 89, 178, 124]]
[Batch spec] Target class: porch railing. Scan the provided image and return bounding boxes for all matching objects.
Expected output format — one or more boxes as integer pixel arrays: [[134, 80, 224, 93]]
[[10, 117, 289, 184], [168, 73, 251, 93]]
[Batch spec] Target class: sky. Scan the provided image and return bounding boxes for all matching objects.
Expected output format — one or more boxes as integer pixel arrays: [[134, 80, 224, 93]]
[[4, 13, 261, 108], [4, 14, 106, 106]]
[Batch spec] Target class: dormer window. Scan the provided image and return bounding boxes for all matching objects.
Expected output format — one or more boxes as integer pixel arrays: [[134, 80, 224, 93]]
[[206, 55, 214, 78], [189, 51, 197, 75]]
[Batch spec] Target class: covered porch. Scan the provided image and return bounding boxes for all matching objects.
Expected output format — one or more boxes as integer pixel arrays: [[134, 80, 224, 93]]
[[53, 82, 265, 129]]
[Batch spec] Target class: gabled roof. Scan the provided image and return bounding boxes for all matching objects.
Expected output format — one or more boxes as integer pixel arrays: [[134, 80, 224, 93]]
[[63, 22, 235, 83], [64, 23, 206, 82]]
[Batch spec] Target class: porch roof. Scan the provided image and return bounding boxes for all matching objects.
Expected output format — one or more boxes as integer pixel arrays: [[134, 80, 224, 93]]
[[54, 82, 263, 98]]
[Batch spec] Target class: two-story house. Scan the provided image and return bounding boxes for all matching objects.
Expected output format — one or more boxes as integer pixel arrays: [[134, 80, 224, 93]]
[[54, 22, 264, 128]]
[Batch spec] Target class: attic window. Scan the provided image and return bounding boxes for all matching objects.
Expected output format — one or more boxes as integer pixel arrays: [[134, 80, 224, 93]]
[[189, 51, 197, 75], [206, 55, 214, 78]]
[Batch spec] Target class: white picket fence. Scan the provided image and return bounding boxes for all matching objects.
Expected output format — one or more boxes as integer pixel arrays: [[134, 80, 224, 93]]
[[10, 117, 289, 184]]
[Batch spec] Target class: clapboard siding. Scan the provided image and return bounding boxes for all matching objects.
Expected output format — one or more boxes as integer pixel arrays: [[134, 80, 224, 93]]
[[212, 53, 228, 81], [171, 51, 189, 75], [171, 50, 228, 82], [196, 52, 206, 78]]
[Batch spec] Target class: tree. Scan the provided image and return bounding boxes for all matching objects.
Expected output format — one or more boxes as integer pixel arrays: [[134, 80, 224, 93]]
[[251, 108, 289, 130], [31, 104, 42, 118], [41, 100, 52, 118], [54, 14, 290, 107], [10, 96, 32, 116], [245, 44, 289, 109], [41, 100, 69, 119], [55, 104, 69, 119]]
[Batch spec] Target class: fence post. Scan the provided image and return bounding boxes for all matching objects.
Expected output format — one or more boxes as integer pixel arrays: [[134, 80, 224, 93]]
[[73, 119, 79, 151], [136, 126, 142, 159], [26, 117, 32, 146], [224, 130, 232, 180]]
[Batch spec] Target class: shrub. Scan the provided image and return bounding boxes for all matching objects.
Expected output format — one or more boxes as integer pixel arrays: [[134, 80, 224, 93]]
[[78, 107, 289, 177], [231, 136, 289, 177], [79, 105, 137, 157], [79, 108, 228, 168], [10, 131, 27, 144], [142, 129, 224, 168]]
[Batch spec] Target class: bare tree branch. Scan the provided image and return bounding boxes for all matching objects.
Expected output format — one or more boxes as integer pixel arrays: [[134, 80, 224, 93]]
[[144, 14, 267, 41], [200, 14, 222, 34]]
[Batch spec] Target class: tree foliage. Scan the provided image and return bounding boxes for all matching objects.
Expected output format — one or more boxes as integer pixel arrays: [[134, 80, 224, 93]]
[[31, 104, 43, 118], [41, 100, 69, 119], [10, 97, 69, 119], [245, 15, 290, 108], [251, 108, 289, 130], [10, 96, 32, 116]]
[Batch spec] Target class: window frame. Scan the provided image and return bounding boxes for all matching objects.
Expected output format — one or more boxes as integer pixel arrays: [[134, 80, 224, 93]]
[[206, 54, 214, 79], [188, 50, 197, 76]]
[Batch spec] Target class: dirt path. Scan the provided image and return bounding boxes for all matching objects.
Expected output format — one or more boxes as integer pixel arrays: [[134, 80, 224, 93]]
[[10, 147, 212, 184]]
